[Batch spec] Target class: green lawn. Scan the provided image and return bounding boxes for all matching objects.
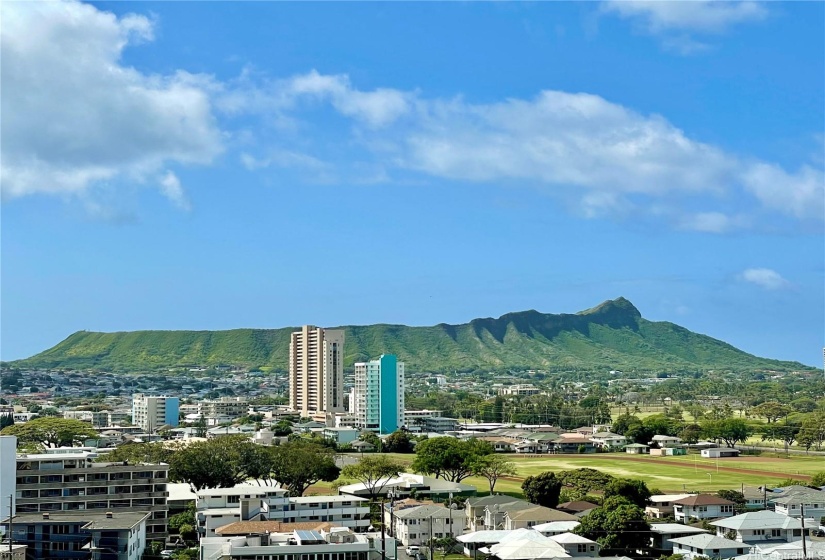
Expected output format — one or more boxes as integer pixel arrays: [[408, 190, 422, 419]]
[[331, 452, 821, 497]]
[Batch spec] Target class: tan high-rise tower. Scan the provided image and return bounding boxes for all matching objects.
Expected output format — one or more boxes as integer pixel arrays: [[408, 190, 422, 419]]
[[289, 325, 345, 417]]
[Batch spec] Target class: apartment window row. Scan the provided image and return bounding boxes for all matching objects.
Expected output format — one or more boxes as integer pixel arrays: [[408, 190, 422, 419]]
[[234, 552, 369, 560]]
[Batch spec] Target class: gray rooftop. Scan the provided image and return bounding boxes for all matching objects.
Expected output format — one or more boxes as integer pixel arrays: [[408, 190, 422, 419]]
[[670, 533, 744, 550], [7, 511, 150, 531]]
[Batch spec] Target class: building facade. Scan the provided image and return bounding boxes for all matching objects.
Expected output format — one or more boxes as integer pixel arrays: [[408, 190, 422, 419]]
[[131, 394, 179, 433], [197, 397, 249, 419], [288, 326, 345, 417], [4, 510, 149, 560], [14, 451, 169, 540], [353, 355, 405, 434]]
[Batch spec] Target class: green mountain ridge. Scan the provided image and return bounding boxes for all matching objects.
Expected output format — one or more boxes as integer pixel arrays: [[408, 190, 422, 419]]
[[11, 297, 812, 373]]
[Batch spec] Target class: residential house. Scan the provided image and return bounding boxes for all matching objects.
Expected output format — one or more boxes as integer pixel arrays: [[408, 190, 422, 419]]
[[478, 437, 520, 453], [465, 496, 524, 533], [669, 533, 748, 560], [390, 504, 465, 547], [456, 530, 513, 557], [552, 435, 596, 454], [549, 533, 600, 557], [533, 521, 581, 537], [322, 427, 359, 445], [649, 523, 708, 553], [590, 432, 627, 450], [710, 511, 814, 544], [673, 494, 736, 522], [556, 502, 598, 518], [768, 486, 825, 522], [503, 505, 578, 530], [484, 529, 569, 560], [651, 435, 683, 447], [646, 494, 694, 519]]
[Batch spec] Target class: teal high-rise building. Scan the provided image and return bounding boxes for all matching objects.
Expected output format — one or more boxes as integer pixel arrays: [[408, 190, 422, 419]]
[[353, 354, 405, 434]]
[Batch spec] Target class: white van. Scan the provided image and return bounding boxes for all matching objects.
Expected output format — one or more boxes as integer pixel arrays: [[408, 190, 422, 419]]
[[406, 546, 420, 556]]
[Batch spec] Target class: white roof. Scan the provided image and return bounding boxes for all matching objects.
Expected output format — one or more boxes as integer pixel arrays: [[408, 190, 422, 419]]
[[457, 530, 514, 544], [650, 523, 708, 535], [549, 532, 596, 545], [168, 482, 198, 502], [533, 521, 581, 533], [290, 495, 368, 503], [669, 534, 743, 550], [649, 494, 694, 503], [712, 511, 808, 531], [488, 530, 570, 560]]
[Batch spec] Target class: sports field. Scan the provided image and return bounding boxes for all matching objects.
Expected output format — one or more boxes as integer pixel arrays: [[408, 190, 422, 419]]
[[330, 452, 822, 497]]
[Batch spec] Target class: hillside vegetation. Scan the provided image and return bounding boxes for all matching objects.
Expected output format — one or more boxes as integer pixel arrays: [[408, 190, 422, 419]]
[[12, 298, 811, 373]]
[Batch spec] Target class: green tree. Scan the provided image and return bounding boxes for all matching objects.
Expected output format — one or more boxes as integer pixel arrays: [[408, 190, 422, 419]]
[[612, 413, 641, 436], [383, 430, 414, 453], [751, 401, 792, 423], [169, 436, 256, 490], [412, 438, 493, 482], [340, 455, 404, 501], [625, 423, 655, 445], [0, 413, 13, 430], [95, 442, 177, 464], [272, 420, 293, 437], [761, 424, 800, 449], [575, 501, 651, 553], [680, 423, 703, 445], [809, 471, 825, 487], [521, 471, 562, 508], [603, 478, 651, 508], [1, 417, 98, 449], [472, 454, 517, 494], [557, 468, 615, 499], [799, 411, 825, 451], [702, 418, 751, 448], [270, 441, 340, 496]]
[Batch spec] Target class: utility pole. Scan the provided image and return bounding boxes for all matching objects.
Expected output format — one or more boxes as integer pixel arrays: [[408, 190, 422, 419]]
[[7, 494, 13, 554], [800, 503, 807, 560]]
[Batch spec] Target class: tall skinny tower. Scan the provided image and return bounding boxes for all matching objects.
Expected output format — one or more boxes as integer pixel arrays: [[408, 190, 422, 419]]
[[289, 325, 345, 417]]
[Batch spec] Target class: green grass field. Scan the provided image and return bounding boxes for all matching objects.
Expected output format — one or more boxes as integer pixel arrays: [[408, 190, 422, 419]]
[[321, 452, 822, 497]]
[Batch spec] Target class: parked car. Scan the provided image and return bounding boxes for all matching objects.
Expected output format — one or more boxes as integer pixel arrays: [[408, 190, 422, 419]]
[[405, 546, 420, 556]]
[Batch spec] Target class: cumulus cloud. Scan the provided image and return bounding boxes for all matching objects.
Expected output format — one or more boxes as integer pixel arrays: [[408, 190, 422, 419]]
[[602, 0, 768, 53], [0, 0, 222, 204], [740, 268, 791, 290], [158, 171, 191, 211]]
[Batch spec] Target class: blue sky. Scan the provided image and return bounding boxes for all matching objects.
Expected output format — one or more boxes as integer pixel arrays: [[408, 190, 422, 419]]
[[1, 1, 823, 366]]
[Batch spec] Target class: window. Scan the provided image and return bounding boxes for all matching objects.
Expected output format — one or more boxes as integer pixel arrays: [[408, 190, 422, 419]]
[[771, 530, 781, 537], [753, 530, 765, 536], [577, 545, 588, 553], [227, 495, 240, 504]]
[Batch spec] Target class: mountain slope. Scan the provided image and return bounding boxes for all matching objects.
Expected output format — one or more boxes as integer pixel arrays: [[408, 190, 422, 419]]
[[11, 298, 810, 373]]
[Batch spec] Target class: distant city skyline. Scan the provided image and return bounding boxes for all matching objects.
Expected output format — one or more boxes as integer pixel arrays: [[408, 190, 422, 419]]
[[1, 1, 823, 367]]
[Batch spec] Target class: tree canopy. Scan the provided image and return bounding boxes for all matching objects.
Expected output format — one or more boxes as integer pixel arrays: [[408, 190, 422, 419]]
[[521, 471, 562, 508], [412, 437, 493, 482], [472, 454, 517, 494], [340, 455, 404, 500], [575, 501, 651, 553], [1, 417, 99, 449]]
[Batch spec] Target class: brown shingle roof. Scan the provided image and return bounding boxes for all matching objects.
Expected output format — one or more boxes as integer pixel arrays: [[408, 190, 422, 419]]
[[215, 521, 337, 536], [673, 494, 734, 506], [557, 501, 599, 512]]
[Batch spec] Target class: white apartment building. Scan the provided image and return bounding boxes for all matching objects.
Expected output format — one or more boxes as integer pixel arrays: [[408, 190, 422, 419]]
[[201, 527, 384, 560], [353, 355, 404, 434], [196, 486, 371, 537], [198, 397, 249, 419], [390, 504, 465, 547], [497, 385, 541, 396], [63, 410, 109, 427], [14, 450, 169, 540], [131, 394, 180, 433], [289, 326, 345, 417]]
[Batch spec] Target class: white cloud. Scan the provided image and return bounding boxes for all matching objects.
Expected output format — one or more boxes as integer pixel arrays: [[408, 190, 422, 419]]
[[602, 0, 768, 53], [603, 0, 767, 33], [740, 267, 791, 290], [0, 0, 222, 204], [158, 171, 191, 211]]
